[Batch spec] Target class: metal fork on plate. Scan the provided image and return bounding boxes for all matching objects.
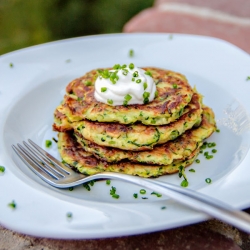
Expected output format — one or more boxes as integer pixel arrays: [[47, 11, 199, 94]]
[[12, 139, 250, 233]]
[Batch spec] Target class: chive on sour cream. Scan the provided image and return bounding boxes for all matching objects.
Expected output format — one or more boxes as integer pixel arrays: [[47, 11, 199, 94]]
[[94, 63, 157, 106]]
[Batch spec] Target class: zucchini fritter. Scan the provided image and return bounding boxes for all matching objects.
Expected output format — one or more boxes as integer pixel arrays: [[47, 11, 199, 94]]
[[53, 67, 194, 126], [73, 106, 215, 164], [58, 132, 200, 178], [57, 106, 215, 177]]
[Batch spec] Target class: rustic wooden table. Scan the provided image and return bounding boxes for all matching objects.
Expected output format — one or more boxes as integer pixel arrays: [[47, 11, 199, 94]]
[[1, 213, 250, 250]]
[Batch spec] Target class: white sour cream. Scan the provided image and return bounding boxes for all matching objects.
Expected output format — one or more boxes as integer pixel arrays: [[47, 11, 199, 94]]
[[94, 64, 157, 106]]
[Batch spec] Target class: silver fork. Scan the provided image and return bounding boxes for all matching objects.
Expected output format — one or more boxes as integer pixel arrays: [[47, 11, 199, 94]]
[[12, 139, 250, 233]]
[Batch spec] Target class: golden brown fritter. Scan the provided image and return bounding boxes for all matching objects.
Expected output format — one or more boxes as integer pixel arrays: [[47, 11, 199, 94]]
[[53, 67, 194, 126]]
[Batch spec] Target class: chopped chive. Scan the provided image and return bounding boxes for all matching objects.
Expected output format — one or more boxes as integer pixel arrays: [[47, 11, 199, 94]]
[[8, 200, 16, 209], [189, 169, 195, 172], [113, 64, 121, 69], [205, 178, 212, 184], [106, 179, 111, 185], [89, 180, 95, 186], [101, 87, 107, 92], [9, 63, 13, 68], [169, 34, 173, 40], [181, 179, 189, 187], [133, 193, 138, 198], [83, 183, 91, 191], [69, 187, 74, 191], [129, 49, 134, 57], [0, 166, 5, 173], [142, 197, 148, 199], [124, 94, 132, 101], [143, 82, 148, 90], [154, 91, 158, 98], [145, 71, 152, 77], [85, 80, 92, 86], [206, 155, 213, 159], [195, 159, 200, 163], [66, 212, 73, 219], [129, 63, 134, 70], [161, 206, 166, 210], [173, 83, 178, 89], [212, 149, 217, 153], [107, 99, 113, 105], [110, 186, 116, 195], [143, 91, 150, 104], [121, 64, 127, 68], [52, 137, 58, 143], [136, 79, 141, 83], [246, 76, 250, 81], [133, 71, 139, 77], [112, 194, 120, 199], [140, 189, 146, 194], [151, 191, 162, 197], [122, 69, 128, 75], [45, 140, 52, 148], [216, 129, 220, 133]]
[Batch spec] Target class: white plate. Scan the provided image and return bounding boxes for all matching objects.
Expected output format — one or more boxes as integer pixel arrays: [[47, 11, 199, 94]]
[[1, 34, 250, 239]]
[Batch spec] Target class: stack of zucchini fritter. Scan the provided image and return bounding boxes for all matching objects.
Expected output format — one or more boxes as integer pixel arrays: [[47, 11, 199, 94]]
[[53, 67, 216, 177]]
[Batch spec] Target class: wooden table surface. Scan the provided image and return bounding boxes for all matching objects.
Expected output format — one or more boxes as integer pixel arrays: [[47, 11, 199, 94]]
[[1, 209, 250, 250]]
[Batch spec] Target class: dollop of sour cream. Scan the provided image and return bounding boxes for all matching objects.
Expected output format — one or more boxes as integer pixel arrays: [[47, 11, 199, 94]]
[[94, 63, 157, 106]]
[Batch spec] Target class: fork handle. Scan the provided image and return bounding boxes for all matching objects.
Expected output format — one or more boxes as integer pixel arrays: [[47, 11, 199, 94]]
[[91, 172, 250, 233]]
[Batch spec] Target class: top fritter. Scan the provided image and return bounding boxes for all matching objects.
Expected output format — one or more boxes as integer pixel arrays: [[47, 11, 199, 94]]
[[54, 67, 194, 125]]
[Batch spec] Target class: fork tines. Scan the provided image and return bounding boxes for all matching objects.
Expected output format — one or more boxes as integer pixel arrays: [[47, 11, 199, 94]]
[[12, 139, 72, 182]]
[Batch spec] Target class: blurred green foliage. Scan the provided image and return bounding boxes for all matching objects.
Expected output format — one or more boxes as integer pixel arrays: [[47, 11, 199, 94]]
[[0, 0, 153, 55]]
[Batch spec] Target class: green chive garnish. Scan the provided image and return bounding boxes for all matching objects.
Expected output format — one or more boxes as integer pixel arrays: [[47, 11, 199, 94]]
[[143, 82, 147, 90], [181, 179, 189, 187], [173, 83, 178, 89], [133, 71, 139, 77], [189, 169, 195, 172], [129, 63, 134, 70], [205, 178, 212, 184], [133, 193, 138, 198], [161, 206, 166, 210], [154, 91, 158, 98], [195, 159, 200, 163], [140, 189, 146, 194], [8, 200, 16, 209], [113, 64, 121, 69], [212, 149, 217, 153], [83, 183, 91, 191], [45, 140, 52, 148], [143, 91, 150, 104], [0, 166, 5, 173], [145, 71, 152, 77], [246, 76, 250, 81], [85, 81, 92, 86], [101, 87, 107, 92], [151, 192, 162, 197], [9, 63, 13, 68], [136, 79, 141, 83], [66, 212, 73, 220], [106, 179, 111, 185], [129, 49, 134, 57], [107, 99, 113, 105], [69, 187, 74, 191]]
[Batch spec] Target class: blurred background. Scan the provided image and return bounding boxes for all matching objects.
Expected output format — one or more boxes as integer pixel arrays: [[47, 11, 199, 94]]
[[0, 0, 154, 55]]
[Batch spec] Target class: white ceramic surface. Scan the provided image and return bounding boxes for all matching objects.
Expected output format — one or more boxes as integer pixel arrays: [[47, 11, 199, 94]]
[[0, 34, 250, 239]]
